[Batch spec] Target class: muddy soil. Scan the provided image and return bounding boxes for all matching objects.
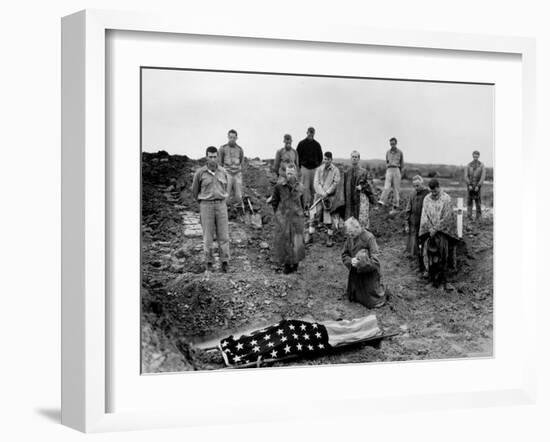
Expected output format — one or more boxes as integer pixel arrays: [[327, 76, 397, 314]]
[[141, 152, 493, 373]]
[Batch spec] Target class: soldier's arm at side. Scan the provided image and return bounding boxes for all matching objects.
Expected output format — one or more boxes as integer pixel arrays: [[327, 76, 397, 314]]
[[326, 167, 341, 194], [479, 163, 486, 186], [273, 149, 281, 176], [191, 169, 201, 201], [316, 143, 323, 167], [271, 185, 281, 212], [404, 194, 412, 221]]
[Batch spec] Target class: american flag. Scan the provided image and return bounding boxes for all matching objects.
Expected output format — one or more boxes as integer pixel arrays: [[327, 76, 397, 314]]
[[219, 319, 331, 367]]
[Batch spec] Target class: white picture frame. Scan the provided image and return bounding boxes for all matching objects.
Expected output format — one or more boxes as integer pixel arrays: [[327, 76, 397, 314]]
[[61, 9, 537, 433]]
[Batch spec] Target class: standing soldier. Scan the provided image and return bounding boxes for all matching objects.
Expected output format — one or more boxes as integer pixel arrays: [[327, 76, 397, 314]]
[[191, 146, 231, 274], [418, 179, 457, 291], [404, 175, 430, 274], [464, 150, 486, 221], [308, 152, 341, 247], [219, 129, 244, 207], [378, 137, 404, 214], [296, 126, 323, 211], [270, 164, 306, 274], [343, 150, 376, 229], [273, 134, 300, 183]]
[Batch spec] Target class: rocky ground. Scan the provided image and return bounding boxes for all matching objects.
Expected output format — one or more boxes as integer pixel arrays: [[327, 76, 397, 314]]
[[141, 151, 493, 373]]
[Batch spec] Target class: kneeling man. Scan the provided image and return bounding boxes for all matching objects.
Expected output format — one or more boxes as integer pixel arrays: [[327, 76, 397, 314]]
[[341, 217, 385, 309]]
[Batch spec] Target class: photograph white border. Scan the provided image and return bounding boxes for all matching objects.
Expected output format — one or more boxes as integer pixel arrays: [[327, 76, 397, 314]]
[[61, 9, 537, 433]]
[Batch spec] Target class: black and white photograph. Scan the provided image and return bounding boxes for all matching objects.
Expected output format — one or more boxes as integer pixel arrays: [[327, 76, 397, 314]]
[[140, 67, 494, 373]]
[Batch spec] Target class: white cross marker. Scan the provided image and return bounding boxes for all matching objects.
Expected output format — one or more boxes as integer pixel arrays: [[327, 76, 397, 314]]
[[454, 197, 464, 239]]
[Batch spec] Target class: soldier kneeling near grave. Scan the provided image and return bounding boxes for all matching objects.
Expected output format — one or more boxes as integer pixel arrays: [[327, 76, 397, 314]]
[[341, 217, 386, 309], [418, 179, 458, 291]]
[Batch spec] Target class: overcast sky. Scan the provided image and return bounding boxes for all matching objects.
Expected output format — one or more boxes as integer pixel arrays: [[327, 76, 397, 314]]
[[142, 68, 494, 167]]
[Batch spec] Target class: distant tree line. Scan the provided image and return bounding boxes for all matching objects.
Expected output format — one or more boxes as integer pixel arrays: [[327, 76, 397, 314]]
[[363, 162, 493, 182]]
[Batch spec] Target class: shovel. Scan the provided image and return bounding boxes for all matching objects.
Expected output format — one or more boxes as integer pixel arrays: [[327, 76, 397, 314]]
[[245, 196, 262, 229]]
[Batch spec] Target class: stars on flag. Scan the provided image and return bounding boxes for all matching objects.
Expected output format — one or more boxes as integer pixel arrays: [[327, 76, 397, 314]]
[[222, 320, 330, 366]]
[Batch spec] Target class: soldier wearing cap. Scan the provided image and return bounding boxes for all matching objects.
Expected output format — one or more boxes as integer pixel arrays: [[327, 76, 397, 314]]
[[464, 150, 486, 221]]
